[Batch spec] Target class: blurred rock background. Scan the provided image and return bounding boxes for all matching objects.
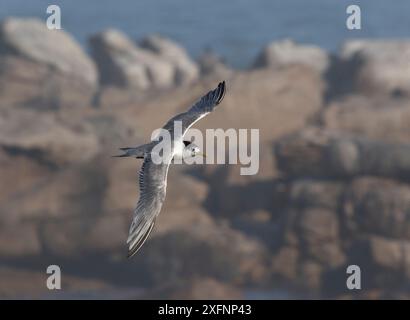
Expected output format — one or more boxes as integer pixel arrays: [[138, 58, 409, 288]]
[[0, 13, 410, 299]]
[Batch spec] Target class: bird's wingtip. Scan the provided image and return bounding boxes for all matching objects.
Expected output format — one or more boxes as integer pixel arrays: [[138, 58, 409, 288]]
[[216, 80, 226, 105]]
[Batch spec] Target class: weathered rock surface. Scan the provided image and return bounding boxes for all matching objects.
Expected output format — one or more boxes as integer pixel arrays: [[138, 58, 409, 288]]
[[89, 29, 175, 90], [136, 223, 269, 286], [322, 95, 410, 143], [119, 66, 323, 145], [344, 177, 410, 240], [0, 108, 100, 166], [141, 34, 199, 85], [340, 40, 410, 96], [140, 277, 243, 299], [0, 18, 97, 108], [275, 127, 410, 181], [253, 39, 329, 73], [2, 21, 410, 299], [367, 236, 410, 280], [197, 49, 233, 79]]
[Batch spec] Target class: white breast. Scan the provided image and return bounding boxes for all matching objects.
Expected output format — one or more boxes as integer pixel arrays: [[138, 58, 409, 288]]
[[172, 139, 185, 160]]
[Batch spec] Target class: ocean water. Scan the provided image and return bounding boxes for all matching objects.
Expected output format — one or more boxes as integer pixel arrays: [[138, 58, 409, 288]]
[[0, 0, 409, 67]]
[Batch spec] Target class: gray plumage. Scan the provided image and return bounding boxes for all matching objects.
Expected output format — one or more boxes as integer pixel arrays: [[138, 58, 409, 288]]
[[121, 81, 226, 257]]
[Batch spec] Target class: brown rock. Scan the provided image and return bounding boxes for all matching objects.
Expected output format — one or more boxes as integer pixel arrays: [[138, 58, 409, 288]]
[[299, 260, 323, 290], [89, 29, 175, 90], [0, 147, 53, 208], [289, 179, 344, 211], [136, 223, 269, 287], [275, 127, 410, 181], [253, 39, 329, 73], [1, 163, 107, 223], [119, 66, 324, 145], [340, 40, 410, 96], [345, 177, 410, 239], [0, 223, 40, 257], [271, 246, 299, 281], [368, 236, 405, 271], [140, 34, 199, 86], [0, 108, 100, 166], [297, 208, 346, 267], [322, 95, 410, 144], [141, 277, 243, 299], [0, 18, 97, 108]]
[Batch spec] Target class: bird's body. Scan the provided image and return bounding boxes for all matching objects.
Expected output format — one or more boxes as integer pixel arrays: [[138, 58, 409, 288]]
[[115, 81, 226, 257]]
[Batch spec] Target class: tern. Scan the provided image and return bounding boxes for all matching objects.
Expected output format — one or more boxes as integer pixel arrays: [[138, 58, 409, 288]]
[[115, 81, 226, 257]]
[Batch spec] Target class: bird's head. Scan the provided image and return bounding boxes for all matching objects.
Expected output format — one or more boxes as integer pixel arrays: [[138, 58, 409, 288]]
[[183, 140, 206, 158]]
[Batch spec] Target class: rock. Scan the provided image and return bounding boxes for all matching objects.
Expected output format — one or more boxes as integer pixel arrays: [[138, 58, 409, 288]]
[[0, 223, 41, 257], [289, 179, 344, 211], [89, 29, 175, 90], [141, 34, 199, 85], [39, 213, 127, 257], [0, 18, 97, 108], [340, 40, 410, 96], [119, 66, 323, 145], [135, 223, 269, 287], [253, 39, 329, 73], [82, 214, 128, 252], [344, 177, 410, 239], [0, 162, 107, 225], [0, 108, 100, 166], [322, 95, 410, 144], [197, 49, 233, 78], [297, 208, 345, 267], [141, 277, 243, 299], [271, 246, 299, 281], [361, 236, 410, 283], [275, 127, 410, 181], [298, 208, 340, 243], [299, 260, 323, 290], [0, 147, 53, 207], [368, 236, 407, 271], [0, 266, 114, 299], [231, 210, 281, 249], [275, 128, 325, 177]]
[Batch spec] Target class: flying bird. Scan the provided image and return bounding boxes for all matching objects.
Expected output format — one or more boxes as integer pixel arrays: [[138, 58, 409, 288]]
[[115, 81, 226, 257]]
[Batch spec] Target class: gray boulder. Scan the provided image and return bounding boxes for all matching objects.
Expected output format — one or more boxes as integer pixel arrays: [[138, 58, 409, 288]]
[[0, 18, 97, 108], [141, 34, 199, 85], [275, 127, 410, 181], [0, 108, 100, 166], [345, 177, 410, 240], [90, 29, 174, 90], [340, 40, 410, 96], [197, 49, 233, 78], [253, 39, 329, 73], [322, 95, 410, 144]]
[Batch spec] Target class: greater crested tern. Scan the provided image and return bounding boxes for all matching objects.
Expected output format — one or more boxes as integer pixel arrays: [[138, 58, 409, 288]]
[[115, 81, 226, 257]]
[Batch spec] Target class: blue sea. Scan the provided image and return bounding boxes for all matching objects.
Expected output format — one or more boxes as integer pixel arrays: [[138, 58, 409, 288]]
[[0, 0, 409, 67]]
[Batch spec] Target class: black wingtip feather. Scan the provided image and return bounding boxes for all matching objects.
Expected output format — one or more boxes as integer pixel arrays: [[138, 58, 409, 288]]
[[215, 81, 226, 105]]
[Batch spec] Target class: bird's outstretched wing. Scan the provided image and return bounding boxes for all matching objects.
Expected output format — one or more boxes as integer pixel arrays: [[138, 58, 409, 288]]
[[126, 81, 226, 257], [126, 154, 170, 257], [163, 81, 226, 139]]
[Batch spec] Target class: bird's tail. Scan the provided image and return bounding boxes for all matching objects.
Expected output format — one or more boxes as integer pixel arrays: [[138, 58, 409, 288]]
[[112, 145, 148, 158]]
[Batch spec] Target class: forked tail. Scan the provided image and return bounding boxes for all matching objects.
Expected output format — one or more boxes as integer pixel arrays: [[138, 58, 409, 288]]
[[112, 144, 149, 158]]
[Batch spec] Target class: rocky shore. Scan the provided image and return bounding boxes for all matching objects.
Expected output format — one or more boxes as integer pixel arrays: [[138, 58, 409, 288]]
[[1, 17, 410, 299]]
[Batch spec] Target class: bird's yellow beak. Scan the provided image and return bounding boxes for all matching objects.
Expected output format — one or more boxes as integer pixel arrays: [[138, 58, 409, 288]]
[[197, 152, 206, 158]]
